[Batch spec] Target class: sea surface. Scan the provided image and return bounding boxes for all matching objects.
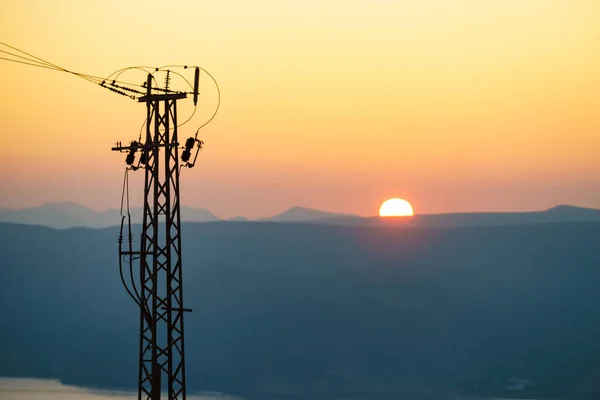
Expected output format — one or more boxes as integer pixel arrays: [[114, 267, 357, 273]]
[[0, 377, 539, 400], [0, 378, 242, 400]]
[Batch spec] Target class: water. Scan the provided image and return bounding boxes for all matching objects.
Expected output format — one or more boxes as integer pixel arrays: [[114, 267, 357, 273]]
[[0, 378, 540, 400], [0, 378, 242, 400]]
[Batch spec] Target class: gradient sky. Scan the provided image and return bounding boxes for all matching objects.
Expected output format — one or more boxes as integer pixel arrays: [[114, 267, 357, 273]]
[[1, 0, 599, 218]]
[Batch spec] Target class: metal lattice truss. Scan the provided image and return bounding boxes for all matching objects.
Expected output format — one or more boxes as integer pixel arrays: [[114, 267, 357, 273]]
[[138, 94, 188, 400]]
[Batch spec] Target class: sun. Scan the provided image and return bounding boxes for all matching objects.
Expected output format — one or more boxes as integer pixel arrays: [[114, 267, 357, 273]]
[[379, 198, 414, 217]]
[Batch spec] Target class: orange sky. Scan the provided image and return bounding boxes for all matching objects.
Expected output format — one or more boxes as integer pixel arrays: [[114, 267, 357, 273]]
[[1, 0, 599, 218]]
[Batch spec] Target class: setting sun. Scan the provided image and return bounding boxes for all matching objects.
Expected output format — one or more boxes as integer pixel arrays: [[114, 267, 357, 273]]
[[379, 198, 414, 217]]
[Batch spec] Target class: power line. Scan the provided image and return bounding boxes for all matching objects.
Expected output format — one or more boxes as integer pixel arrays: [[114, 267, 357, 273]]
[[0, 56, 61, 71], [0, 41, 221, 133]]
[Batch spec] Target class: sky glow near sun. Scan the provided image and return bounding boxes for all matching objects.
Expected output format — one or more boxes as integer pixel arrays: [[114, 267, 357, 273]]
[[1, 0, 600, 218]]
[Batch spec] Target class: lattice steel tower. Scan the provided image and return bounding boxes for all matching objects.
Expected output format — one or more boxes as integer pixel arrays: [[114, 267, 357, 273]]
[[0, 43, 216, 400], [113, 71, 204, 400]]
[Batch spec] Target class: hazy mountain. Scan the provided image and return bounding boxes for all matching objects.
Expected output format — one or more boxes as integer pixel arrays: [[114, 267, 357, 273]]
[[229, 216, 250, 221], [259, 206, 361, 222], [0, 202, 219, 229], [1, 220, 600, 399], [308, 204, 600, 228], [0, 202, 96, 229], [545, 204, 600, 218], [3, 202, 600, 230], [180, 206, 220, 223]]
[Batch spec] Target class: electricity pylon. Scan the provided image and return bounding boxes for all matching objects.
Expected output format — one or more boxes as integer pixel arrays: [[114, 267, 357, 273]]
[[0, 43, 217, 400], [113, 73, 203, 400]]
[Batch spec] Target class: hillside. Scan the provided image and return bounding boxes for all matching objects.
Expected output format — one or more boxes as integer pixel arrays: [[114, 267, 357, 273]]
[[0, 202, 219, 229], [1, 221, 600, 399], [313, 204, 600, 228], [3, 202, 600, 230], [259, 206, 358, 222]]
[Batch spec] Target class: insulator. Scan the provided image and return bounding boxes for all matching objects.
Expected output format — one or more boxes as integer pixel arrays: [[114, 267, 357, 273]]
[[185, 137, 195, 150], [181, 149, 191, 163], [112, 83, 145, 95], [107, 86, 129, 97], [152, 86, 178, 93], [140, 151, 148, 165], [126, 153, 136, 165], [126, 141, 139, 165], [165, 70, 171, 92], [193, 67, 199, 105], [146, 74, 152, 97]]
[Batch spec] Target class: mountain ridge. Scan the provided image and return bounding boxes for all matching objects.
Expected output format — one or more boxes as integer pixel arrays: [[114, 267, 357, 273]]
[[0, 202, 219, 229], [258, 206, 359, 222], [1, 201, 600, 229]]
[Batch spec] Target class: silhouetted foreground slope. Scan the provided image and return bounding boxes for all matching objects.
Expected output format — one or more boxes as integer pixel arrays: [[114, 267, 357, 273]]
[[1, 221, 600, 399]]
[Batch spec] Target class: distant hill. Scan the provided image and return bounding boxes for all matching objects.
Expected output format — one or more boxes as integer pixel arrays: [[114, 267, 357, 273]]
[[229, 216, 250, 221], [2, 202, 600, 230], [0, 202, 219, 229], [307, 204, 600, 229], [545, 204, 600, 218], [259, 206, 360, 222], [1, 220, 600, 399]]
